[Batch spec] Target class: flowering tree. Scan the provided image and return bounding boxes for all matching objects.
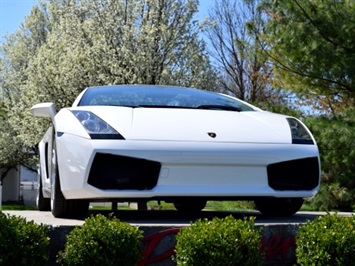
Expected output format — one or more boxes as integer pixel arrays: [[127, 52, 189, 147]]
[[0, 0, 217, 169]]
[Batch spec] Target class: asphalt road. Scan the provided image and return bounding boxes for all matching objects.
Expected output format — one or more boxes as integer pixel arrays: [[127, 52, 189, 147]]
[[3, 209, 353, 227]]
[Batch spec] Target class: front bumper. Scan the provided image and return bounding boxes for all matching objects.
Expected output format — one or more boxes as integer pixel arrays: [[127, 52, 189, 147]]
[[56, 133, 321, 200]]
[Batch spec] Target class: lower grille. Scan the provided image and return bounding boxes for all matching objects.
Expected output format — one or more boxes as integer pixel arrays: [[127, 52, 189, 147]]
[[267, 157, 319, 191], [88, 153, 161, 190]]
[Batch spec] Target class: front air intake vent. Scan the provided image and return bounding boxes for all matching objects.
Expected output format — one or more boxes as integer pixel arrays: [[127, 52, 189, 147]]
[[267, 157, 319, 191], [88, 153, 161, 190]]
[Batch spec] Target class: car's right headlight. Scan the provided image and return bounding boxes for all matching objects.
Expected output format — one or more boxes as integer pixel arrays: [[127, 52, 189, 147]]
[[287, 118, 314, 145], [71, 110, 125, 139]]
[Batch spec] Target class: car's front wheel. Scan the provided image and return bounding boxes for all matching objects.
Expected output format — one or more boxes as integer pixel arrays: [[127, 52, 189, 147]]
[[174, 200, 207, 213], [51, 144, 89, 218], [254, 198, 304, 216]]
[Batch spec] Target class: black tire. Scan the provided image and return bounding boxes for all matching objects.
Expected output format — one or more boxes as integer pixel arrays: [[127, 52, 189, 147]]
[[254, 198, 304, 216], [36, 170, 50, 211], [174, 200, 207, 213], [51, 144, 89, 218]]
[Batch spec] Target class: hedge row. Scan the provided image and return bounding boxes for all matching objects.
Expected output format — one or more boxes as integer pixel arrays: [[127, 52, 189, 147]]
[[0, 212, 49, 266], [0, 212, 355, 265]]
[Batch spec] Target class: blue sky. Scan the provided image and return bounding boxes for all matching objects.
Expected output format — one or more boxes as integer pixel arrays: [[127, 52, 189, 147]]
[[0, 0, 38, 38], [0, 0, 213, 39]]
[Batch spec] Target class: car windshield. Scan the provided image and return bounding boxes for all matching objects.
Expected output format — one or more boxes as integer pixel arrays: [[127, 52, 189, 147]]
[[78, 85, 255, 112]]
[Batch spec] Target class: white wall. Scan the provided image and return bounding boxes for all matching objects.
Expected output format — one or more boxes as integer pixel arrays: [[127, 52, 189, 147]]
[[1, 168, 20, 202], [20, 166, 38, 205], [20, 181, 37, 206], [0, 166, 37, 205]]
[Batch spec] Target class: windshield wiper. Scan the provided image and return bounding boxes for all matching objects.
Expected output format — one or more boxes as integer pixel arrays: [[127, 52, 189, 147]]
[[136, 105, 193, 109], [196, 105, 242, 112], [128, 104, 242, 111]]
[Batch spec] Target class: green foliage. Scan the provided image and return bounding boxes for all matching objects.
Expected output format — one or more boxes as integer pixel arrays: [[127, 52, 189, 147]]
[[174, 216, 262, 266], [296, 213, 355, 265], [0, 212, 49, 266], [58, 214, 143, 266], [304, 109, 355, 211], [260, 0, 355, 110]]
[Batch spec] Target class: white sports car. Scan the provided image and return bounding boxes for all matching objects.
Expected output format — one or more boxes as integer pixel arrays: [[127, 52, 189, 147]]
[[31, 85, 320, 218]]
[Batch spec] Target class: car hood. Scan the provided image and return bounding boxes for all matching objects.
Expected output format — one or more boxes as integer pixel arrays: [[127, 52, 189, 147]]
[[129, 108, 291, 143], [66, 106, 292, 143]]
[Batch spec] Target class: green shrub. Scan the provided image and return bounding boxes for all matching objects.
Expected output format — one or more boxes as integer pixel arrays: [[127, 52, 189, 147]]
[[58, 214, 143, 266], [0, 212, 49, 266], [174, 215, 263, 266], [296, 213, 355, 265]]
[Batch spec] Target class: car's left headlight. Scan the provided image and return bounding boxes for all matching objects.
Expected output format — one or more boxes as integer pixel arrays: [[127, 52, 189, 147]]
[[287, 118, 314, 145], [71, 110, 125, 139]]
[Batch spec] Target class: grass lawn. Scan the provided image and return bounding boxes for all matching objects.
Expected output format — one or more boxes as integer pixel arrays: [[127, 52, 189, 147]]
[[146, 200, 257, 211], [1, 203, 37, 211], [1, 200, 315, 212]]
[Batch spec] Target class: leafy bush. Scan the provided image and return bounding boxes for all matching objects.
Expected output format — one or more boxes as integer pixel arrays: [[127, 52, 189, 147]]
[[0, 212, 49, 266], [58, 214, 143, 266], [174, 216, 262, 266], [305, 111, 355, 211], [296, 213, 355, 265]]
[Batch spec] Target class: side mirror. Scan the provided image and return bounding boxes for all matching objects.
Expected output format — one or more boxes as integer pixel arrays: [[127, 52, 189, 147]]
[[30, 102, 57, 121]]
